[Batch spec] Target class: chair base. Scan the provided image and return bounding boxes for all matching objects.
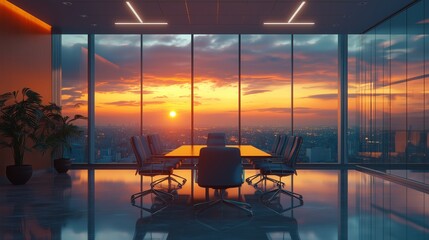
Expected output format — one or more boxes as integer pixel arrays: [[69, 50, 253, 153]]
[[194, 191, 253, 216]]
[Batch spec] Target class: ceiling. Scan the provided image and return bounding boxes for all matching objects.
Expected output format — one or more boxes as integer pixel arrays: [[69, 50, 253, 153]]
[[8, 0, 417, 34]]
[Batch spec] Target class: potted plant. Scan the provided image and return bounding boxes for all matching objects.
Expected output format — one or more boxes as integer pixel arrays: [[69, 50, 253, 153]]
[[0, 88, 45, 185], [37, 103, 86, 173]]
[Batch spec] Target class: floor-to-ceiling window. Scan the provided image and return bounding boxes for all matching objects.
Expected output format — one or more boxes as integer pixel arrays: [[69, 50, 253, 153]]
[[142, 35, 192, 148], [294, 35, 339, 163], [241, 35, 292, 151], [194, 34, 239, 144], [61, 35, 88, 163], [94, 35, 141, 163]]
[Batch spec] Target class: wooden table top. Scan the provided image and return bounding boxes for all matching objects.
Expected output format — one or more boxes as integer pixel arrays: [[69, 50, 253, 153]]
[[164, 145, 271, 158]]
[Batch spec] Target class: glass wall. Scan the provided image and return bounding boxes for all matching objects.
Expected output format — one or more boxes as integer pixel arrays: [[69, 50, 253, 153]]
[[61, 35, 88, 163], [61, 34, 339, 163], [348, 0, 429, 181]]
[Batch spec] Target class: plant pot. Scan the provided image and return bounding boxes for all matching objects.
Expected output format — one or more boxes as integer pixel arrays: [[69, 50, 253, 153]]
[[54, 158, 72, 173], [6, 165, 33, 185]]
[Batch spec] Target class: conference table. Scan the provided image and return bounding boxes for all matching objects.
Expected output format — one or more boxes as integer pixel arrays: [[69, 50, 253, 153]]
[[164, 144, 271, 201], [164, 144, 271, 158]]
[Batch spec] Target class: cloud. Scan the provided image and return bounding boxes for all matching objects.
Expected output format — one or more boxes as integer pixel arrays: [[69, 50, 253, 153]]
[[243, 89, 272, 96], [103, 101, 140, 107], [252, 107, 291, 113], [154, 95, 168, 99], [143, 101, 165, 106], [305, 94, 338, 100]]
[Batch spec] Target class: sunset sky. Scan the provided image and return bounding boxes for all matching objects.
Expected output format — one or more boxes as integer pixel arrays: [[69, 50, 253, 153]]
[[61, 34, 340, 129]]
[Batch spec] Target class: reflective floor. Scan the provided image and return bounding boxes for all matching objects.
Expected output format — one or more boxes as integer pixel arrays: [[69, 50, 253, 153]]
[[1, 169, 428, 240]]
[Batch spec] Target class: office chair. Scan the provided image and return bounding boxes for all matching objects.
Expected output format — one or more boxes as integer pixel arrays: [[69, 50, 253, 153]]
[[259, 136, 304, 208], [194, 147, 253, 216], [141, 135, 186, 187], [248, 135, 295, 187], [206, 132, 226, 146], [246, 134, 283, 184], [130, 136, 175, 214]]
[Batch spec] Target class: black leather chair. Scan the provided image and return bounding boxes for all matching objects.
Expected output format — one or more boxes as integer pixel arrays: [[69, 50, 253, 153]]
[[206, 132, 226, 146], [147, 133, 170, 155], [259, 136, 304, 209], [139, 135, 186, 187], [246, 134, 284, 184], [130, 136, 175, 214], [248, 135, 294, 187], [194, 147, 253, 215], [146, 134, 187, 186]]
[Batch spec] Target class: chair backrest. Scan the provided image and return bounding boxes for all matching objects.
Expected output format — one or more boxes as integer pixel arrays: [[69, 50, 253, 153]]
[[130, 136, 148, 171], [147, 134, 163, 155], [284, 136, 303, 168], [275, 134, 288, 156], [197, 147, 243, 188], [206, 132, 226, 146], [139, 135, 153, 159], [281, 136, 295, 159], [270, 134, 281, 154]]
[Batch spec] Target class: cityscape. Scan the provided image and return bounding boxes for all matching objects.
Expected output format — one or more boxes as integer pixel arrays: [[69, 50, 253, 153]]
[[69, 125, 340, 164], [68, 124, 426, 164]]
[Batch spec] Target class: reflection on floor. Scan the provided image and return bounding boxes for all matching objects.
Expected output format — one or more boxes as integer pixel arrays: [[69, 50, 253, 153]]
[[0, 169, 428, 239]]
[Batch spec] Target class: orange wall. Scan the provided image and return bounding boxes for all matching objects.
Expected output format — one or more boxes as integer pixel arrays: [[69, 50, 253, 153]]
[[0, 1, 52, 176]]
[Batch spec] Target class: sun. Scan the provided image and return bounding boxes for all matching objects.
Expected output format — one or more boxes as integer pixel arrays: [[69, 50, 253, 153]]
[[169, 111, 177, 118]]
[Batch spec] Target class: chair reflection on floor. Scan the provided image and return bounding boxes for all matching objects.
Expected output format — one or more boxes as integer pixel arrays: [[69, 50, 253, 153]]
[[133, 216, 170, 240], [262, 215, 301, 240], [194, 147, 253, 216]]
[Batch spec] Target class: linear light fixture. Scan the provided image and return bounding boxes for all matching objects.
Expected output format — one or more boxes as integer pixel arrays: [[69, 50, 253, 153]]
[[264, 1, 314, 26], [115, 1, 167, 25]]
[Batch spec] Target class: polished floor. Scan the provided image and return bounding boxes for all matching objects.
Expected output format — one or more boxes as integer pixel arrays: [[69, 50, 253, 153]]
[[1, 169, 428, 240]]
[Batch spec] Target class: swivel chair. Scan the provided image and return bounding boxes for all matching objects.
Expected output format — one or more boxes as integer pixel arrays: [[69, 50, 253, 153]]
[[194, 147, 253, 216]]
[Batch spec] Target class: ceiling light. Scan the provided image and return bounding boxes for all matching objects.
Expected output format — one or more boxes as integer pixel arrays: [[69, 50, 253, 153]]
[[264, 1, 314, 26], [115, 1, 168, 26], [288, 1, 306, 23], [80, 14, 87, 18]]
